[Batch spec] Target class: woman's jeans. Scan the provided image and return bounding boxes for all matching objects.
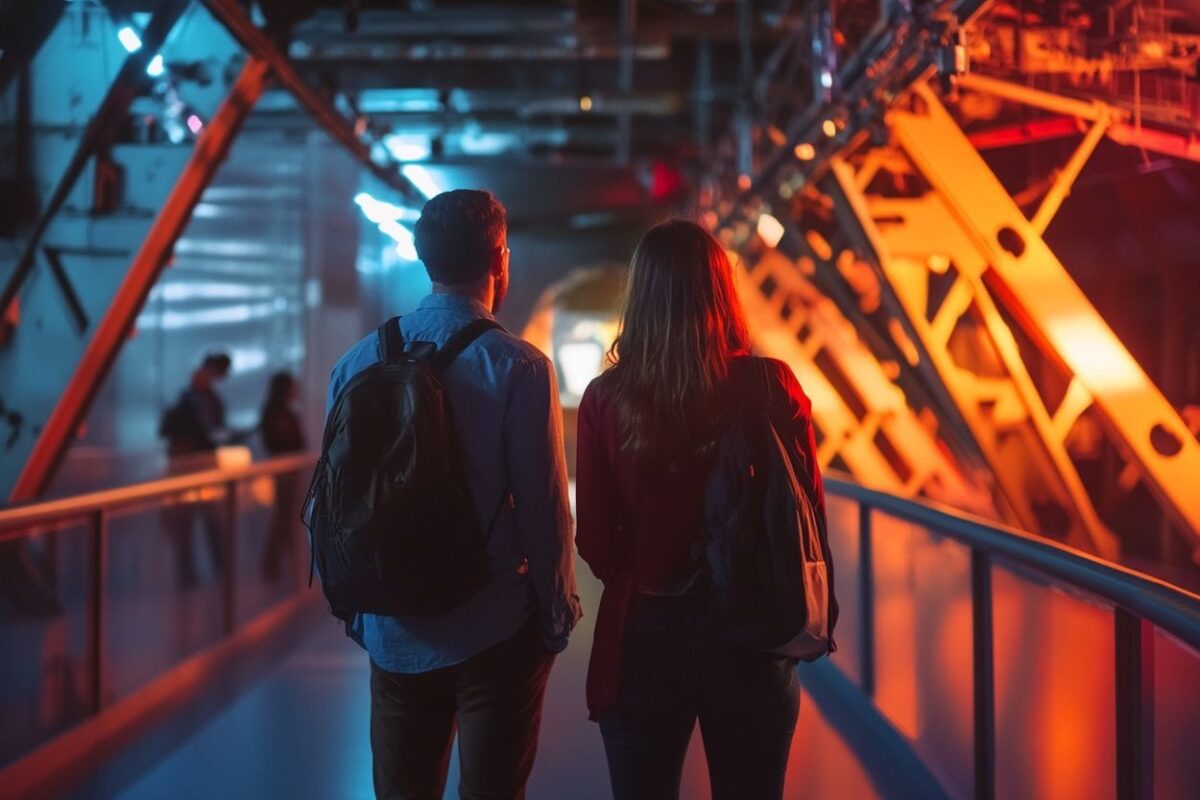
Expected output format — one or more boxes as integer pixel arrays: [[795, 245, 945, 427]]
[[599, 589, 800, 800]]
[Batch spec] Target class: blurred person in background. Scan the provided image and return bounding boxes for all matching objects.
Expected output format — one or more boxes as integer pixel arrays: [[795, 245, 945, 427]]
[[259, 371, 306, 582], [159, 351, 237, 586]]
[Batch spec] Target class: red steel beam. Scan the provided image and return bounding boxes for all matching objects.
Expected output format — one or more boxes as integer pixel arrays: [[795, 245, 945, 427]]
[[967, 116, 1082, 150], [8, 57, 272, 502], [199, 0, 421, 202]]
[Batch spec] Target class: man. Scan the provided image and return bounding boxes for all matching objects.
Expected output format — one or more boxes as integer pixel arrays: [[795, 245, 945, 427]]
[[160, 351, 235, 585], [325, 190, 581, 799]]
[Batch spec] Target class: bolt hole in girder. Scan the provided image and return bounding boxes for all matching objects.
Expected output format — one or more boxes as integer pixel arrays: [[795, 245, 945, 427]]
[[997, 226, 1026, 258], [1149, 423, 1183, 457]]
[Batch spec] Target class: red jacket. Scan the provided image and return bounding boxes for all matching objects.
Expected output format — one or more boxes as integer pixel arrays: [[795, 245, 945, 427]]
[[576, 356, 824, 719]]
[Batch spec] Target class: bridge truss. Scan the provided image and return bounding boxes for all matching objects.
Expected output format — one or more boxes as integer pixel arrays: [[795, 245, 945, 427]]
[[711, 0, 1200, 562]]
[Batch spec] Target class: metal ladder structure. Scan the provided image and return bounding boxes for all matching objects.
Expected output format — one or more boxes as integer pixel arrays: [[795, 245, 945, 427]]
[[737, 241, 998, 517]]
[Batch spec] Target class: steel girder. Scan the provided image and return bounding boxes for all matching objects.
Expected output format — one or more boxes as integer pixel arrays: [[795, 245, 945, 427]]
[[198, 0, 422, 204], [822, 83, 1200, 558], [2, 0, 427, 501], [899, 85, 1199, 546], [735, 244, 997, 516], [5, 57, 272, 502]]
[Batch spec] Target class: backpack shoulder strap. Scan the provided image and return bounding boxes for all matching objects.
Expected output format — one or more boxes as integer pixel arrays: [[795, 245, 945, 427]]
[[378, 316, 404, 363], [431, 318, 503, 372]]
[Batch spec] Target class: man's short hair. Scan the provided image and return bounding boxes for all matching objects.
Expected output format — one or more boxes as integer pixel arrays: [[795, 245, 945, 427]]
[[203, 352, 232, 375], [414, 190, 507, 285]]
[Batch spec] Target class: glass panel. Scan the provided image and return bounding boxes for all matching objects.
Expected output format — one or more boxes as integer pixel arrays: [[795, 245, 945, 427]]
[[1153, 629, 1200, 800], [105, 493, 226, 700], [0, 521, 91, 767], [871, 512, 974, 799], [235, 472, 306, 625], [824, 493, 861, 686], [993, 562, 1116, 800]]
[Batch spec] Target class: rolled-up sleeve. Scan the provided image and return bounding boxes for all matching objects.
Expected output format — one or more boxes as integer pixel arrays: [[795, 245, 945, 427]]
[[504, 356, 582, 652]]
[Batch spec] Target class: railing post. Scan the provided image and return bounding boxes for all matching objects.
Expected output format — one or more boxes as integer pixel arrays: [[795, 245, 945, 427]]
[[971, 550, 995, 800], [859, 503, 875, 699], [86, 509, 108, 714], [1115, 608, 1155, 800], [222, 480, 238, 635]]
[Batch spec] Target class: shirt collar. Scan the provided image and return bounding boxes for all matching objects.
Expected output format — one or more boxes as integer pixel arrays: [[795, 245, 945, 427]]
[[417, 293, 494, 320]]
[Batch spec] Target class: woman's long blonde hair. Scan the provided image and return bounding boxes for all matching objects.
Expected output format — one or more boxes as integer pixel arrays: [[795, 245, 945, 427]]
[[605, 219, 751, 460]]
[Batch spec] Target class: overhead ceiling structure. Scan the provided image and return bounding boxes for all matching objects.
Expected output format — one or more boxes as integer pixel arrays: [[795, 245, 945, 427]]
[[0, 0, 794, 502]]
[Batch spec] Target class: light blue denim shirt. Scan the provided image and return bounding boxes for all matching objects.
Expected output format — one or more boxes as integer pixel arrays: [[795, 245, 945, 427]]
[[325, 294, 581, 673]]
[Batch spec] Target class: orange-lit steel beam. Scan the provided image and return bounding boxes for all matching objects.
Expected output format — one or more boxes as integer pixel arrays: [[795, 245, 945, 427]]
[[199, 0, 421, 202], [958, 72, 1200, 164], [7, 58, 272, 502], [827, 159, 1114, 555], [898, 83, 1200, 545]]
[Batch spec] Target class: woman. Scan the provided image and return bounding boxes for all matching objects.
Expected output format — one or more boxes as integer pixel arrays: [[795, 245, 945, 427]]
[[576, 219, 825, 799], [259, 371, 306, 581]]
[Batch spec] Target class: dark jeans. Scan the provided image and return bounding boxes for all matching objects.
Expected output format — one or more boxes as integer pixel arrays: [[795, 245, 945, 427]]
[[369, 618, 555, 800], [599, 590, 800, 800]]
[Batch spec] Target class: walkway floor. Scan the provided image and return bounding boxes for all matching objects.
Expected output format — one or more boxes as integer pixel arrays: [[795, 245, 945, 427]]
[[79, 564, 881, 799]]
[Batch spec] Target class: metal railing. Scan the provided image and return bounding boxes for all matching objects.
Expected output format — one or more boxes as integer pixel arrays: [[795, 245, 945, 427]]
[[824, 475, 1200, 800], [0, 453, 317, 722]]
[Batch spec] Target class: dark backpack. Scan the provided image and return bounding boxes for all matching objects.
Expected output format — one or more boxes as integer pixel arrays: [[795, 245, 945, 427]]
[[703, 357, 837, 659], [159, 398, 191, 441], [304, 316, 502, 620]]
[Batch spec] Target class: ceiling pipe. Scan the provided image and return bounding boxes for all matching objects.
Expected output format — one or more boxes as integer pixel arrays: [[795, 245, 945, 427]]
[[617, 0, 638, 164]]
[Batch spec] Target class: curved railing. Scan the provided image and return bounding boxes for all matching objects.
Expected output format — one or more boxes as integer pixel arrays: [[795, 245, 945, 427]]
[[0, 453, 317, 784], [822, 475, 1200, 800]]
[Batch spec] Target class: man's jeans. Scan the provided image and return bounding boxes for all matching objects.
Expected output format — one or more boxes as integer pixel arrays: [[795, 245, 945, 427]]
[[599, 590, 800, 800], [369, 617, 555, 800]]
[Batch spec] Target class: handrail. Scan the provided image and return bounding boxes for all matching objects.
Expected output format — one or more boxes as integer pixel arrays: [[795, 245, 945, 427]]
[[0, 452, 316, 789], [824, 475, 1200, 651], [824, 474, 1199, 798], [0, 453, 317, 538]]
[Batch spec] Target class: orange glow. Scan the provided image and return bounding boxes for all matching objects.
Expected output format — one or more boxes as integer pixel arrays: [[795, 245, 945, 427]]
[[1046, 315, 1145, 395], [794, 142, 816, 161], [756, 213, 786, 248], [992, 566, 1117, 799], [737, 174, 752, 191], [806, 230, 833, 261]]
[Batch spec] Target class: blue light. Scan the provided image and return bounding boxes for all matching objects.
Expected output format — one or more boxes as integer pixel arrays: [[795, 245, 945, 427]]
[[354, 193, 420, 261], [400, 165, 441, 199], [117, 26, 143, 53], [147, 54, 165, 77]]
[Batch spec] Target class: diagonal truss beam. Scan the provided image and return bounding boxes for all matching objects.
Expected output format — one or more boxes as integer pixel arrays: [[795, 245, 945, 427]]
[[894, 84, 1200, 545], [829, 157, 1120, 557], [8, 57, 272, 502], [199, 0, 421, 203]]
